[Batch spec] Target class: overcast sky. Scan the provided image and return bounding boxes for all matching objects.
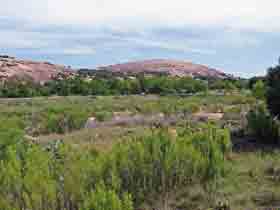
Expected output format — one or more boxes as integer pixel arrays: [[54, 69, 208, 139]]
[[1, 0, 280, 77]]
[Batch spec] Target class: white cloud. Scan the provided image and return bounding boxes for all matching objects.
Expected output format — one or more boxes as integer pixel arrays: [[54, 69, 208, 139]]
[[1, 0, 280, 31], [1, 0, 279, 78], [0, 29, 97, 55], [119, 36, 216, 55], [62, 46, 96, 55], [0, 30, 48, 49]]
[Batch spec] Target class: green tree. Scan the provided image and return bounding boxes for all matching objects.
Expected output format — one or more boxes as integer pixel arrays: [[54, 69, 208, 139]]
[[252, 80, 266, 100], [267, 63, 280, 117], [247, 104, 279, 144]]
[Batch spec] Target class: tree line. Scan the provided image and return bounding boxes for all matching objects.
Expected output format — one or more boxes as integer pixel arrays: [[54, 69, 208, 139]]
[[0, 75, 249, 98]]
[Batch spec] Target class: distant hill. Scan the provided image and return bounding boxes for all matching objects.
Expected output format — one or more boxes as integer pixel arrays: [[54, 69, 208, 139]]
[[97, 59, 231, 78], [0, 56, 232, 83], [0, 55, 75, 83]]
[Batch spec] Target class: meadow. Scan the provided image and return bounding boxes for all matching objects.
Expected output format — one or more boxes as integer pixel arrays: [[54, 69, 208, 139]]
[[1, 90, 280, 210]]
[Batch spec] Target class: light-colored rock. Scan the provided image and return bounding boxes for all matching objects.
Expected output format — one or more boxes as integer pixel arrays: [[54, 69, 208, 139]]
[[99, 59, 231, 78], [85, 117, 97, 128], [0, 55, 76, 83], [193, 112, 224, 121]]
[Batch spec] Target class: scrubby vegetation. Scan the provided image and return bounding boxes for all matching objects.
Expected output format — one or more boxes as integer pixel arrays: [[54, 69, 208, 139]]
[[0, 94, 254, 135], [2, 59, 280, 209], [0, 88, 278, 210], [252, 80, 266, 100], [0, 75, 249, 98], [267, 63, 280, 117], [0, 76, 206, 97], [247, 104, 279, 144], [0, 125, 231, 210], [246, 59, 280, 145]]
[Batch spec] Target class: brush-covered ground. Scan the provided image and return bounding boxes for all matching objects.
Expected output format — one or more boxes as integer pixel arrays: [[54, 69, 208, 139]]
[[1, 93, 279, 210]]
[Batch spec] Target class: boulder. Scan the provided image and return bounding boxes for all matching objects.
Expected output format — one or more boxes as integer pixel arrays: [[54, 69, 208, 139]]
[[85, 117, 97, 128]]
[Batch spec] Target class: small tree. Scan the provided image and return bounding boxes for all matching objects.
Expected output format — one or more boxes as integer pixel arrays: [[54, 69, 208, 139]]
[[247, 104, 279, 144], [267, 63, 280, 117], [252, 80, 266, 100]]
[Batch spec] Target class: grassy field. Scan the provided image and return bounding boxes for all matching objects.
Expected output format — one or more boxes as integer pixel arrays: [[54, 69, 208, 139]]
[[2, 93, 280, 210], [0, 93, 254, 134]]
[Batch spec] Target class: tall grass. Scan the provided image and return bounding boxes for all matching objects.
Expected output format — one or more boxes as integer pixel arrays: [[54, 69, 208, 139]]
[[0, 125, 231, 210]]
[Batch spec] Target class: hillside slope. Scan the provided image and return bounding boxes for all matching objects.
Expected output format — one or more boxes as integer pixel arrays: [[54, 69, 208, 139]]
[[0, 55, 75, 83], [98, 59, 230, 78]]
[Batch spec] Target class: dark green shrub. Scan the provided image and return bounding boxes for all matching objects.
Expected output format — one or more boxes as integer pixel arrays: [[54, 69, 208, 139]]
[[252, 80, 266, 100], [247, 104, 279, 144], [267, 64, 280, 117]]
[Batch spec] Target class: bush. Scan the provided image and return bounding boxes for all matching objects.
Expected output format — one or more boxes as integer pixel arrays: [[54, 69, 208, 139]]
[[95, 111, 113, 122], [83, 185, 134, 210], [267, 62, 280, 117], [247, 104, 279, 144], [0, 125, 231, 210], [97, 125, 231, 205], [252, 80, 266, 100]]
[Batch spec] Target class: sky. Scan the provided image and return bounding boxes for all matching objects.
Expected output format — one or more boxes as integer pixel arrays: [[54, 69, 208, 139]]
[[1, 0, 280, 77]]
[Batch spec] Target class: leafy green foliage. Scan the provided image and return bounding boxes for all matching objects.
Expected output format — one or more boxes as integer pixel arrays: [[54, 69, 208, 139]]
[[83, 185, 133, 210], [209, 79, 246, 92], [252, 80, 266, 100], [0, 76, 208, 98], [267, 64, 280, 117], [247, 104, 279, 144], [0, 125, 231, 210], [0, 93, 254, 135], [248, 76, 266, 89]]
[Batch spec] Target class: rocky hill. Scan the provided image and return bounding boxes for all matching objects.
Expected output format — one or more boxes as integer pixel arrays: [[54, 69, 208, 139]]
[[0, 55, 75, 83], [98, 59, 230, 78], [0, 56, 231, 83]]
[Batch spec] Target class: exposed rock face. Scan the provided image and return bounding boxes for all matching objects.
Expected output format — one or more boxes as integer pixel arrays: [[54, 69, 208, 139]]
[[0, 56, 231, 83], [98, 59, 230, 78], [85, 117, 97, 129], [193, 112, 224, 121], [0, 55, 75, 83]]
